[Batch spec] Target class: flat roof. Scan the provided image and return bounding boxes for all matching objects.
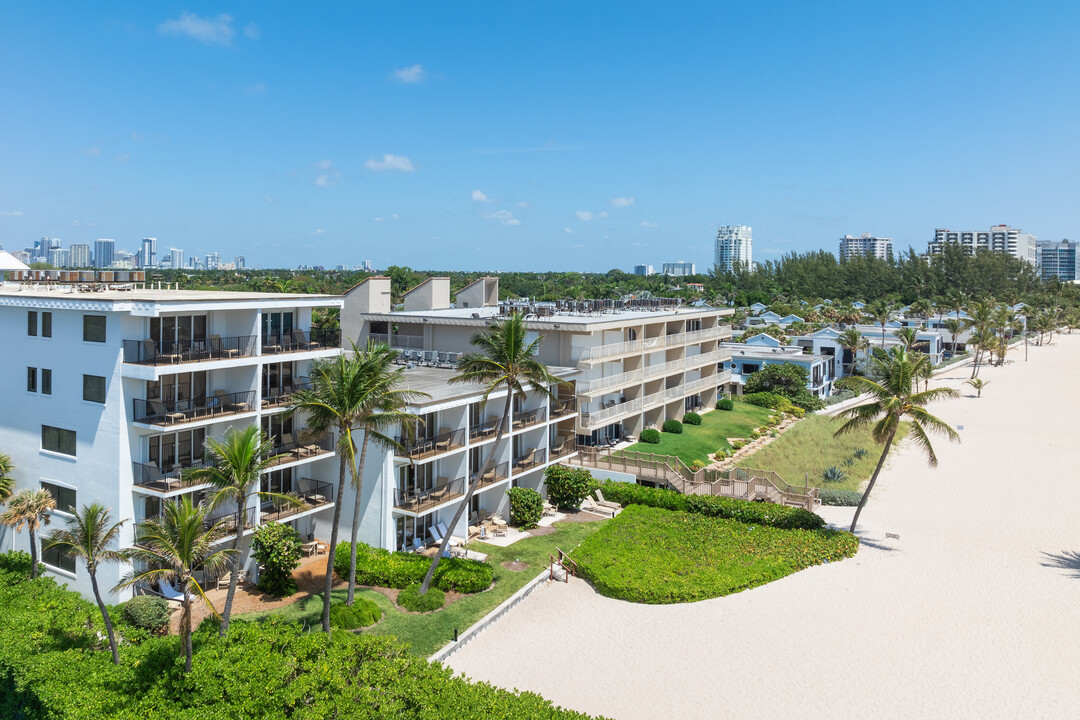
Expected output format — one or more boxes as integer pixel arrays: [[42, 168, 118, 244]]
[[363, 304, 732, 332], [0, 283, 341, 307], [397, 364, 579, 406]]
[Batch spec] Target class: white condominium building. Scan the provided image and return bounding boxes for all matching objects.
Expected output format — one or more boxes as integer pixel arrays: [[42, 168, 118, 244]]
[[839, 234, 892, 261], [714, 225, 753, 273], [928, 225, 1037, 266], [661, 261, 696, 277]]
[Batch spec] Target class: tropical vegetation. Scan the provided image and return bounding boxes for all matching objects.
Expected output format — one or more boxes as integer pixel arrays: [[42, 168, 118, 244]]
[[0, 488, 55, 579]]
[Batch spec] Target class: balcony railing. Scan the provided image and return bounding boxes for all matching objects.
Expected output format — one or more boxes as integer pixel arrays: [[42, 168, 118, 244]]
[[370, 332, 425, 350], [512, 406, 547, 429], [551, 397, 577, 419], [549, 437, 578, 460], [578, 369, 643, 396], [133, 390, 256, 426], [471, 462, 510, 491], [513, 447, 547, 473], [132, 458, 219, 494], [123, 336, 258, 365], [262, 328, 340, 355], [469, 417, 504, 441], [260, 479, 334, 523], [266, 431, 335, 467], [642, 351, 722, 379], [261, 379, 312, 409], [136, 505, 256, 545], [395, 427, 466, 459], [393, 476, 465, 514], [580, 397, 642, 430]]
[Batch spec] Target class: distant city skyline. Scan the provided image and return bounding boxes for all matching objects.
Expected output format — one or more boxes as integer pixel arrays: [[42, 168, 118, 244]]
[[1, 4, 1079, 271]]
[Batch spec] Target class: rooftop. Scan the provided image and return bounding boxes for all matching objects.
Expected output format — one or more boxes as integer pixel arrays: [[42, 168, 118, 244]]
[[365, 303, 732, 330], [0, 282, 341, 307]]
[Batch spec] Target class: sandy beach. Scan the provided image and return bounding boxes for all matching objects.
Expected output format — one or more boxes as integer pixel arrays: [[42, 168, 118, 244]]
[[447, 335, 1080, 719]]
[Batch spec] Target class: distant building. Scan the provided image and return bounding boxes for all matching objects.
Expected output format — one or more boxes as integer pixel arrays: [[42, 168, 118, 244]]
[[34, 238, 60, 264], [11, 250, 31, 265], [205, 252, 221, 270], [140, 238, 158, 268], [928, 225, 1037, 266], [234, 256, 246, 270], [360, 259, 374, 272], [169, 248, 184, 270], [94, 239, 115, 269], [714, 225, 753, 273], [1037, 239, 1080, 281], [839, 234, 892, 261], [113, 250, 135, 268], [662, 261, 696, 276], [68, 243, 91, 268], [633, 264, 654, 276], [47, 248, 69, 268]]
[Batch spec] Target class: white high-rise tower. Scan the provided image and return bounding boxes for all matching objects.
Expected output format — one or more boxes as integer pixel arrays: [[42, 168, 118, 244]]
[[714, 225, 753, 273]]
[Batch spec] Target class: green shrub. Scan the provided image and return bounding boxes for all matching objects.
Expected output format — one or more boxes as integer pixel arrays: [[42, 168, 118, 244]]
[[717, 398, 735, 411], [333, 543, 493, 594], [506, 486, 543, 529], [639, 428, 662, 444], [789, 406, 806, 418], [683, 412, 702, 425], [397, 583, 446, 612], [544, 465, 598, 508], [819, 488, 863, 506], [329, 598, 382, 629], [599, 481, 826, 530], [742, 391, 794, 411], [251, 522, 304, 597], [713, 450, 727, 461], [730, 440, 746, 450], [121, 595, 170, 633], [820, 466, 848, 484], [689, 459, 707, 472], [661, 419, 683, 434], [852, 448, 870, 460]]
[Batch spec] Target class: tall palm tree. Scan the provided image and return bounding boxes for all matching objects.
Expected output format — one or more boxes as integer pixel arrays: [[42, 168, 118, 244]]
[[0, 452, 14, 505], [866, 299, 895, 350], [893, 326, 919, 349], [419, 312, 569, 595], [963, 300, 995, 377], [115, 496, 233, 672], [835, 346, 959, 532], [43, 504, 127, 664], [942, 317, 963, 359], [184, 426, 294, 637], [838, 325, 869, 377], [0, 489, 56, 579]]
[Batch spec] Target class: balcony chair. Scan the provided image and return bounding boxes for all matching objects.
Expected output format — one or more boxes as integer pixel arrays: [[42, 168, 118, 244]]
[[208, 335, 240, 359], [434, 427, 454, 452]]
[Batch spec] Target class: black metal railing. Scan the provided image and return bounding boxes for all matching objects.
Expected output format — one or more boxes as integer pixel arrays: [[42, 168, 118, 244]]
[[394, 427, 466, 459], [471, 462, 510, 489], [512, 407, 547, 428], [260, 479, 334, 523], [393, 476, 466, 513], [261, 379, 312, 409], [549, 438, 578, 460], [205, 506, 258, 537], [469, 417, 504, 441], [513, 447, 547, 473], [132, 390, 256, 425], [131, 458, 219, 493], [551, 398, 577, 418], [261, 328, 341, 354], [267, 431, 335, 466], [122, 335, 258, 365]]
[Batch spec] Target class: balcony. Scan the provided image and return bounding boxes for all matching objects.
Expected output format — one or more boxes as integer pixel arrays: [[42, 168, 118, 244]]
[[123, 335, 258, 366], [513, 447, 547, 474], [471, 462, 510, 491], [578, 369, 643, 396], [266, 431, 335, 468], [395, 427, 466, 460], [394, 476, 465, 514], [512, 406, 547, 430], [135, 506, 256, 546], [262, 379, 312, 410], [580, 397, 642, 431], [469, 417, 505, 441], [550, 397, 577, 419], [132, 458, 219, 494], [549, 437, 578, 460], [132, 390, 256, 427], [260, 479, 334, 523], [262, 329, 341, 355], [642, 351, 722, 379]]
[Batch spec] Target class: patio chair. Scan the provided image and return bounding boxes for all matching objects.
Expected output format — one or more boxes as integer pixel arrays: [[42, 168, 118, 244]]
[[208, 335, 240, 359], [434, 427, 453, 452], [436, 522, 463, 547], [593, 489, 621, 512], [160, 580, 195, 604], [428, 526, 444, 545], [515, 449, 536, 470], [411, 537, 425, 553], [216, 570, 247, 590]]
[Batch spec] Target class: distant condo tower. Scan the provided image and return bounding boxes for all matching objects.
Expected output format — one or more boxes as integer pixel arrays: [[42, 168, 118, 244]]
[[715, 225, 752, 273], [928, 225, 1037, 266], [839, 234, 893, 261]]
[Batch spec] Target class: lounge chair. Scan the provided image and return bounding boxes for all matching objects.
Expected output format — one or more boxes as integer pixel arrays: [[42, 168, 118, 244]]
[[216, 570, 247, 590], [436, 522, 463, 547], [428, 526, 444, 545], [160, 580, 195, 604], [434, 427, 453, 452], [515, 449, 536, 470], [593, 490, 621, 512], [209, 335, 240, 359]]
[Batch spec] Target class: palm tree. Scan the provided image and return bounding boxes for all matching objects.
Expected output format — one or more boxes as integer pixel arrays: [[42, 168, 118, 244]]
[[115, 496, 233, 672], [834, 346, 959, 532], [838, 326, 869, 377], [184, 426, 294, 637], [419, 312, 569, 595], [942, 317, 963, 359], [0, 452, 14, 505], [43, 504, 127, 664], [0, 489, 56, 579], [866, 299, 895, 350], [893, 326, 919, 349], [965, 378, 988, 398], [963, 300, 995, 377]]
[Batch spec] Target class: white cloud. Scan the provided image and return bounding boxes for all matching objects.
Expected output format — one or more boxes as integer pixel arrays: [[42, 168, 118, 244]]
[[471, 189, 491, 202], [115, 153, 130, 163], [391, 213, 400, 219], [0, 210, 24, 217], [575, 210, 608, 221], [243, 83, 266, 95], [373, 217, 385, 222], [393, 64, 425, 83], [312, 228, 326, 236], [365, 154, 415, 172], [244, 22, 261, 39], [563, 227, 573, 234], [611, 197, 635, 207], [313, 159, 341, 187], [158, 12, 235, 46], [641, 220, 659, 228], [265, 196, 274, 203], [516, 201, 531, 208], [484, 209, 520, 226], [83, 147, 100, 156]]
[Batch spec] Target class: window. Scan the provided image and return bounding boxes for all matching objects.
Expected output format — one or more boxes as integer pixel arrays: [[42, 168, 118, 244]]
[[83, 315, 106, 343], [27, 310, 37, 336], [41, 425, 76, 457], [41, 481, 76, 514], [83, 375, 106, 403], [27, 367, 37, 392], [41, 536, 77, 573], [41, 312, 52, 338], [41, 369, 52, 396]]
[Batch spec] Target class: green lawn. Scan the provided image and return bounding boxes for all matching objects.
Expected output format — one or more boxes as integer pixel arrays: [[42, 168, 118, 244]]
[[239, 519, 606, 657], [741, 412, 910, 492], [573, 504, 859, 604], [618, 403, 775, 465]]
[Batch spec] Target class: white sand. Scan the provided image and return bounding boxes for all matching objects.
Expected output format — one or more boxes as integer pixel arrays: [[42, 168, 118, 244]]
[[447, 336, 1080, 719]]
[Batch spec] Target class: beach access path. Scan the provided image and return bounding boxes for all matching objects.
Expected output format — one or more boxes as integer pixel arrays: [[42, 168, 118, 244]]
[[446, 334, 1080, 719]]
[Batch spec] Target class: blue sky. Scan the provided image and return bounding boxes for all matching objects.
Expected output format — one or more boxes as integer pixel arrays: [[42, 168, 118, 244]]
[[1, 2, 1078, 271]]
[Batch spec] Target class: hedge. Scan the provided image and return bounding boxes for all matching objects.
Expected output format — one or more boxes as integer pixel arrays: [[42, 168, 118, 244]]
[[717, 398, 734, 411], [0, 552, 594, 719], [398, 583, 446, 612], [682, 412, 701, 425], [598, 481, 825, 530], [507, 486, 544, 529], [639, 428, 661, 444], [333, 543, 494, 594], [329, 598, 382, 629], [120, 595, 170, 633], [661, 419, 683, 434], [818, 488, 864, 506]]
